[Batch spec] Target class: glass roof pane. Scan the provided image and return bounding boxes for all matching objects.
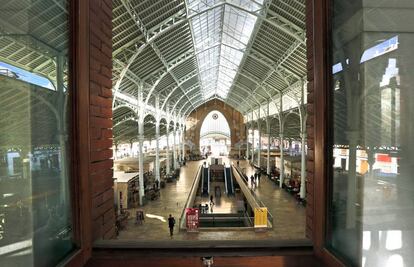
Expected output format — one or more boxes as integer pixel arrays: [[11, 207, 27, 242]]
[[186, 0, 263, 100]]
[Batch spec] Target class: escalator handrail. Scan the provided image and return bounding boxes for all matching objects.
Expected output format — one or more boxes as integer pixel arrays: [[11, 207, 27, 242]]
[[207, 166, 210, 194], [229, 167, 234, 194], [201, 165, 205, 193], [224, 166, 228, 194], [179, 165, 202, 229], [233, 164, 274, 227]]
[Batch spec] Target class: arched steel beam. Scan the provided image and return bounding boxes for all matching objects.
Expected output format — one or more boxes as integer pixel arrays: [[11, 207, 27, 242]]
[[176, 82, 260, 115], [144, 42, 246, 106], [160, 64, 266, 112], [113, 1, 305, 109], [163, 63, 270, 105], [142, 42, 297, 108], [113, 104, 138, 115], [113, 117, 138, 128], [178, 88, 255, 116], [237, 39, 304, 110]]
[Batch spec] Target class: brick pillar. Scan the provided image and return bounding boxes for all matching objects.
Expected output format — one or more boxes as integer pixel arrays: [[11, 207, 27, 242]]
[[305, 0, 315, 240], [89, 0, 115, 240]]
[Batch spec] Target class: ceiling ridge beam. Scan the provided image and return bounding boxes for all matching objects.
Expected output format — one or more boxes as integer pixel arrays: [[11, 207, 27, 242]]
[[112, 1, 306, 108], [226, 0, 273, 107]]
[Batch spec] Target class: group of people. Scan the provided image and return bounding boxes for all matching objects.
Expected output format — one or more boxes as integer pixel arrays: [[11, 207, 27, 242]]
[[249, 171, 261, 188]]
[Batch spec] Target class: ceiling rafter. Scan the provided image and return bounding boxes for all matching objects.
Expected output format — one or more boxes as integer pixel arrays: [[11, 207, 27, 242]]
[[238, 38, 303, 112], [112, 0, 306, 110], [115, 0, 195, 111], [110, 0, 307, 144]]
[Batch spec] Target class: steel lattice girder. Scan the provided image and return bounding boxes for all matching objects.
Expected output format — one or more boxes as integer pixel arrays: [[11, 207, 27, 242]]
[[111, 0, 307, 144]]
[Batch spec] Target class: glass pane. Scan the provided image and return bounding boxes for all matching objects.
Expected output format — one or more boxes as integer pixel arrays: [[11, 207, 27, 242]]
[[0, 0, 74, 266], [329, 1, 414, 267], [187, 0, 261, 100]]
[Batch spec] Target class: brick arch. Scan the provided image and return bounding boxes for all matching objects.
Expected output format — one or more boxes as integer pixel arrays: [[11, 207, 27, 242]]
[[185, 99, 246, 156]]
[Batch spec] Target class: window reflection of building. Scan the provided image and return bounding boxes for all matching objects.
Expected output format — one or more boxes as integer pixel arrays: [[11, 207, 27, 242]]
[[0, 1, 73, 265], [329, 1, 413, 267], [380, 59, 400, 147]]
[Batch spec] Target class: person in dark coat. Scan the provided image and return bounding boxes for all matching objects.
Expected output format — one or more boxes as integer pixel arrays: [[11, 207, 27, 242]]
[[168, 214, 175, 237]]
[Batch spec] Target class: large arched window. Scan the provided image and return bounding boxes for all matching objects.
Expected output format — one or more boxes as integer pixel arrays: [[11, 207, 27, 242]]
[[199, 111, 231, 156]]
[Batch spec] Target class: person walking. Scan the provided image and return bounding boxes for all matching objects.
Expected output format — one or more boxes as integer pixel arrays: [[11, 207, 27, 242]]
[[168, 214, 175, 237]]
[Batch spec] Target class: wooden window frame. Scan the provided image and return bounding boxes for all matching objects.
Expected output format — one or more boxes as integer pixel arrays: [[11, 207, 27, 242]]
[[59, 0, 92, 266], [311, 0, 350, 266], [62, 0, 354, 266]]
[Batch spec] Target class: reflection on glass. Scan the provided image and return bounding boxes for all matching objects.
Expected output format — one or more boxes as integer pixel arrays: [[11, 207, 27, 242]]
[[0, 1, 74, 266], [328, 1, 414, 267]]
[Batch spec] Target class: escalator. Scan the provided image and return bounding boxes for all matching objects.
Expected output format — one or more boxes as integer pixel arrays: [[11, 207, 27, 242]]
[[201, 166, 210, 197], [224, 167, 234, 195]]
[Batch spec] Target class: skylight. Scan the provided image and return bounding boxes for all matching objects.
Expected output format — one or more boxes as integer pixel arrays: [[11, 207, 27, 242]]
[[186, 0, 264, 100]]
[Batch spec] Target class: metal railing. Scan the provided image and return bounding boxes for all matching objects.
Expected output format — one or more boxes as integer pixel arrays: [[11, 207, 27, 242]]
[[198, 213, 254, 228], [229, 167, 234, 194], [233, 165, 274, 227], [224, 167, 228, 194], [207, 166, 210, 195], [179, 165, 202, 230]]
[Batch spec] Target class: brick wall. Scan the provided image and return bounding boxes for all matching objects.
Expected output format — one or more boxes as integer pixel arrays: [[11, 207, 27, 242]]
[[185, 99, 246, 155], [89, 0, 115, 240], [305, 0, 315, 240]]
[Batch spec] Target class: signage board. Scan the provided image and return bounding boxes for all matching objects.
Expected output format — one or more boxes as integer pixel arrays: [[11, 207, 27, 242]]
[[186, 208, 199, 232], [254, 207, 268, 228]]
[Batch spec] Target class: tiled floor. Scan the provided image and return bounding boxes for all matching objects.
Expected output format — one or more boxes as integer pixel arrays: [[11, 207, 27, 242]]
[[117, 157, 306, 241]]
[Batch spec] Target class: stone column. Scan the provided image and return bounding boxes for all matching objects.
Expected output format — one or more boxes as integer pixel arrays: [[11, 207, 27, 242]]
[[155, 95, 161, 182], [267, 125, 271, 175], [266, 102, 271, 175], [279, 133, 285, 188], [182, 125, 185, 161], [138, 120, 145, 205], [299, 80, 307, 198], [246, 125, 250, 160], [114, 144, 118, 160], [258, 113, 261, 168], [278, 94, 284, 188], [176, 126, 181, 163], [173, 125, 178, 170], [300, 132, 307, 199], [56, 56, 70, 206], [166, 126, 170, 174], [137, 85, 145, 205], [258, 126, 261, 167], [129, 141, 133, 157], [346, 131, 358, 228], [155, 120, 160, 183], [251, 111, 255, 165], [251, 129, 255, 164]]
